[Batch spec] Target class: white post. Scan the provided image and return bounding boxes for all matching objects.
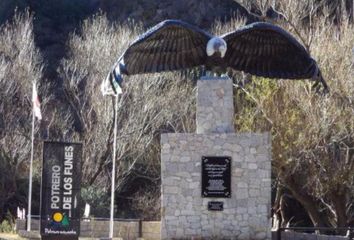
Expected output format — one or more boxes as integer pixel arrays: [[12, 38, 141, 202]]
[[27, 98, 35, 231], [109, 94, 119, 239]]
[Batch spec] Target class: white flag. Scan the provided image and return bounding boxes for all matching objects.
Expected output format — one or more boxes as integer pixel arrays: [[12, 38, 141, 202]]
[[17, 207, 21, 219], [101, 71, 122, 96], [83, 203, 91, 218], [32, 82, 42, 120], [101, 61, 124, 96]]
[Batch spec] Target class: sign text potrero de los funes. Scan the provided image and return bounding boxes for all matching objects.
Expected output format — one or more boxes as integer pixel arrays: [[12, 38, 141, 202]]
[[40, 142, 82, 240]]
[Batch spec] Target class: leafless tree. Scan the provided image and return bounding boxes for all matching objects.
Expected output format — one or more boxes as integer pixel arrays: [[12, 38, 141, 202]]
[[233, 11, 354, 229], [0, 10, 47, 222], [58, 14, 196, 217]]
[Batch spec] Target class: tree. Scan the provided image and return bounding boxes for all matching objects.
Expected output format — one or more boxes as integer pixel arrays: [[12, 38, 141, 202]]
[[233, 7, 354, 229], [0, 10, 46, 222], [58, 14, 196, 217]]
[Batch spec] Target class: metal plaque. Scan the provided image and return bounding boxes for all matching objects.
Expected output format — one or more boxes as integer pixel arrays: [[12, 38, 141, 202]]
[[202, 156, 231, 198], [208, 201, 224, 211], [40, 141, 82, 240]]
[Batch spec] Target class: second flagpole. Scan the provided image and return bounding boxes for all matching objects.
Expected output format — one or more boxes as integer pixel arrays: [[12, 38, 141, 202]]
[[109, 94, 119, 239], [27, 82, 36, 232]]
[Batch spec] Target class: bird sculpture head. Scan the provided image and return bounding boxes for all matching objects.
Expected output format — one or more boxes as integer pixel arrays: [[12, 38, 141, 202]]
[[206, 37, 227, 58]]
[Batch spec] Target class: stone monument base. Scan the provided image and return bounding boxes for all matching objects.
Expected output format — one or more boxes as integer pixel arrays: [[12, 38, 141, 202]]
[[161, 132, 271, 240], [160, 77, 271, 239]]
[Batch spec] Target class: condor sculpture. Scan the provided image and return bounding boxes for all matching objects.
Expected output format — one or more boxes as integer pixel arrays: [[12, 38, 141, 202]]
[[104, 20, 328, 94]]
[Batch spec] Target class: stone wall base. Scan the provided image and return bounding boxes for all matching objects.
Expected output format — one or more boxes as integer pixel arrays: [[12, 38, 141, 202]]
[[16, 219, 160, 240], [161, 132, 272, 240]]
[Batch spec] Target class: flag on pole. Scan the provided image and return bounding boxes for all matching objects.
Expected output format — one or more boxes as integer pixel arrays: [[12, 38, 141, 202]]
[[101, 64, 123, 96], [32, 81, 42, 120]]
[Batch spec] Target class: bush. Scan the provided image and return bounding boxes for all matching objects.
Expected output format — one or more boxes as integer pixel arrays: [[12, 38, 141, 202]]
[[0, 219, 14, 233], [81, 186, 110, 217]]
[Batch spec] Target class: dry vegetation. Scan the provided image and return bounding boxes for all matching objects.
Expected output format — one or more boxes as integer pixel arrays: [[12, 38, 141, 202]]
[[234, 0, 354, 229], [0, 0, 353, 227], [58, 14, 196, 218], [0, 11, 46, 222]]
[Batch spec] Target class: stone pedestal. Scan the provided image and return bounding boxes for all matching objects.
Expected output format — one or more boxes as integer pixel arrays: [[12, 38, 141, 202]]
[[196, 76, 234, 134], [161, 77, 271, 240]]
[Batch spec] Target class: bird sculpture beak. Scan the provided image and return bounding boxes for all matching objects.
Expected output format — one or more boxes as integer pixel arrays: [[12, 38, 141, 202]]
[[220, 45, 227, 58]]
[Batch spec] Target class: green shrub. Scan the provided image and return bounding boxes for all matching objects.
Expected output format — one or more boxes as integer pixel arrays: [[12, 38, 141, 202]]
[[0, 219, 14, 233]]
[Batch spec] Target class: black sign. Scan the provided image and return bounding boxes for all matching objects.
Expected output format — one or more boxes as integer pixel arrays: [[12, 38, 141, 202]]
[[208, 201, 224, 211], [40, 142, 82, 240], [202, 156, 231, 198]]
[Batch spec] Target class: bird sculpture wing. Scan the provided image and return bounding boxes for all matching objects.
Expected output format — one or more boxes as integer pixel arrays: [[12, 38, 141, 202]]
[[120, 19, 212, 75], [222, 22, 319, 80], [105, 20, 212, 94]]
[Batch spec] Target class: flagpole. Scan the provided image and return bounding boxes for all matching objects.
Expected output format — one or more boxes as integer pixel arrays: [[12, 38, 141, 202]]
[[109, 94, 118, 239], [27, 84, 35, 232]]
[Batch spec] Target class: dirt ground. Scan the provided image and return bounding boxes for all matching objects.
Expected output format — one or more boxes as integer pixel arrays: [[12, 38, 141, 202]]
[[0, 233, 24, 240]]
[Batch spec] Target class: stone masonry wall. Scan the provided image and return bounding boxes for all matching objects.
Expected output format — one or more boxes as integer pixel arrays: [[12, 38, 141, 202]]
[[161, 132, 271, 240], [16, 219, 161, 240], [196, 77, 234, 134], [281, 231, 350, 240]]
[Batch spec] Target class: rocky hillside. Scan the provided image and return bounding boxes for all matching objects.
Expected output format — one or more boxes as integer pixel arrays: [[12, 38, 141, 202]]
[[1, 0, 353, 85], [100, 0, 261, 27], [0, 0, 263, 84]]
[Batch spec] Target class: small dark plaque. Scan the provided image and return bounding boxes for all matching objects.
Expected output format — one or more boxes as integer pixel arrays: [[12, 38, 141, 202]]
[[208, 201, 224, 211], [202, 156, 231, 198]]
